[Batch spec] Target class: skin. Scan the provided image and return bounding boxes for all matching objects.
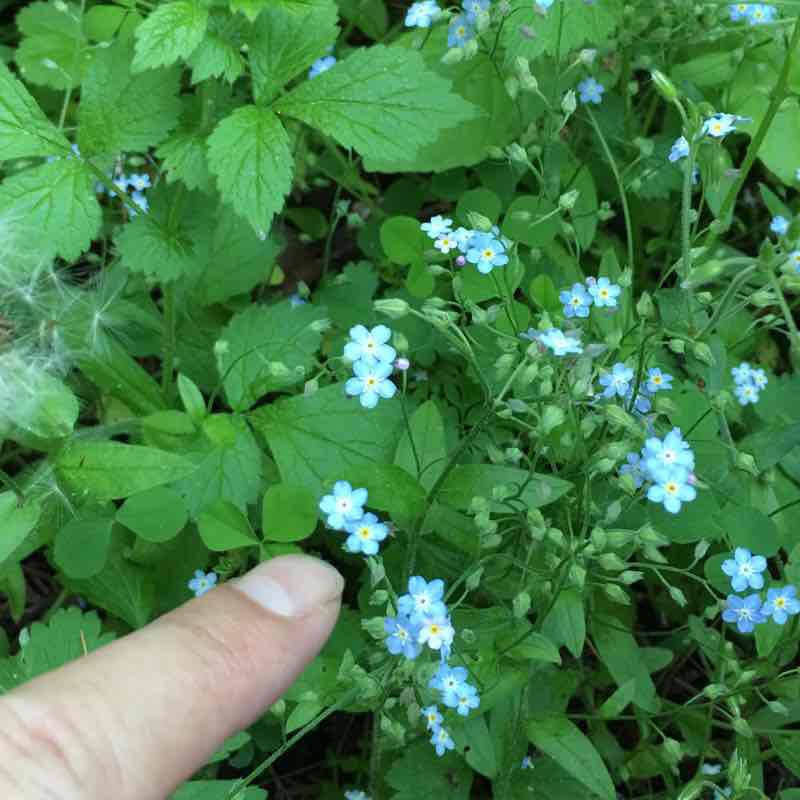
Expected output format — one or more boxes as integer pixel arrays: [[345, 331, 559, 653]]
[[0, 555, 343, 800]]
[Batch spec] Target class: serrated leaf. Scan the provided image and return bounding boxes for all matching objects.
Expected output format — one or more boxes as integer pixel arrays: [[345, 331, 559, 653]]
[[0, 608, 114, 692], [248, 1, 339, 102], [187, 10, 246, 84], [0, 60, 70, 160], [0, 159, 101, 261], [157, 130, 213, 192], [15, 1, 87, 90], [116, 184, 200, 281], [336, 0, 387, 39], [78, 37, 181, 155], [207, 104, 294, 236], [250, 383, 404, 497], [186, 196, 284, 305], [218, 301, 326, 411], [133, 0, 208, 72], [55, 441, 197, 501], [275, 44, 479, 162]]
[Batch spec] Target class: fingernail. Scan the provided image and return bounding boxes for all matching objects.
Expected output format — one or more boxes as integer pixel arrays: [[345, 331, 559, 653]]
[[231, 554, 344, 617]]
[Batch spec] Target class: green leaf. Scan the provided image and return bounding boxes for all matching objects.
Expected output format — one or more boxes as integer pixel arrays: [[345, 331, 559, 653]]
[[170, 781, 266, 800], [116, 487, 189, 543], [0, 367, 79, 440], [55, 442, 197, 501], [15, 1, 87, 90], [0, 60, 71, 160], [453, 714, 497, 779], [184, 195, 284, 305], [502, 195, 560, 248], [84, 5, 142, 42], [527, 715, 616, 800], [338, 463, 426, 526], [54, 516, 114, 579], [542, 588, 585, 659], [207, 105, 293, 236], [503, 0, 623, 61], [380, 216, 428, 266], [366, 31, 515, 173], [314, 261, 378, 330], [439, 464, 572, 512], [0, 159, 102, 261], [741, 422, 800, 472], [69, 535, 155, 628], [116, 184, 200, 281], [716, 506, 780, 557], [336, 0, 387, 38], [598, 679, 637, 719], [133, 0, 208, 72], [78, 37, 181, 155], [592, 615, 658, 712], [248, 1, 339, 102], [186, 10, 246, 84], [172, 414, 263, 518], [196, 499, 257, 551], [262, 484, 319, 542], [394, 399, 447, 491], [771, 734, 800, 780], [0, 608, 114, 692], [250, 384, 404, 498], [218, 301, 326, 411], [386, 740, 473, 800], [275, 45, 478, 163], [0, 493, 41, 569]]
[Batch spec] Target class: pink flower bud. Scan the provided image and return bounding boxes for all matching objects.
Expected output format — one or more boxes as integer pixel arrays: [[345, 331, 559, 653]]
[[395, 357, 410, 371], [455, 255, 466, 267], [688, 473, 697, 486]]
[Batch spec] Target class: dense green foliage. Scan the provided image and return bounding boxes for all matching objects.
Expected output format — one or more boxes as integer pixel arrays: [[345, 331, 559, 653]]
[[2, 0, 800, 798]]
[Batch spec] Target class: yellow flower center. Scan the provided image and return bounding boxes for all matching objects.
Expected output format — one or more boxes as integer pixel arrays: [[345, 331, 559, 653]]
[[366, 377, 377, 387], [776, 597, 786, 608], [600, 289, 609, 298], [429, 624, 440, 634], [483, 249, 494, 259], [665, 482, 678, 494], [358, 527, 371, 539]]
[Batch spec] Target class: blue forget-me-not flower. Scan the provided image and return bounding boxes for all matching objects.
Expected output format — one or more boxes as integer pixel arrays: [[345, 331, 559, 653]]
[[319, 480, 368, 530], [722, 548, 768, 592]]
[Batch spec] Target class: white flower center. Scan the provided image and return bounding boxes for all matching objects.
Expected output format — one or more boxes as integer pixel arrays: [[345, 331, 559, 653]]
[[337, 498, 352, 511]]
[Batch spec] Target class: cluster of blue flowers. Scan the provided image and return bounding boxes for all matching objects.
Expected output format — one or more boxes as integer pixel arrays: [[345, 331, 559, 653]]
[[319, 481, 390, 555], [669, 114, 744, 168], [188, 569, 217, 597], [384, 576, 480, 757], [103, 171, 151, 216], [420, 214, 511, 274], [599, 363, 672, 415], [447, 0, 492, 48], [729, 3, 778, 24], [620, 428, 697, 514], [343, 324, 398, 409], [788, 250, 800, 274], [533, 327, 583, 357], [731, 361, 768, 406], [721, 548, 799, 633], [405, 0, 441, 27], [560, 276, 621, 318]]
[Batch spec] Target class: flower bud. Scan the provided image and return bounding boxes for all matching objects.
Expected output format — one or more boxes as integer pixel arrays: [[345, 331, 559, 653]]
[[466, 211, 493, 232], [603, 584, 631, 605], [735, 451, 759, 477], [561, 89, 577, 116], [441, 47, 464, 65], [374, 298, 410, 319], [650, 69, 678, 102], [620, 570, 643, 585], [598, 553, 626, 571], [636, 291, 655, 319], [559, 189, 580, 210], [668, 586, 688, 607], [692, 341, 715, 365]]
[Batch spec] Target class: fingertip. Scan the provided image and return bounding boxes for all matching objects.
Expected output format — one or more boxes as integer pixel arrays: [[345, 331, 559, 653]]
[[231, 554, 344, 618]]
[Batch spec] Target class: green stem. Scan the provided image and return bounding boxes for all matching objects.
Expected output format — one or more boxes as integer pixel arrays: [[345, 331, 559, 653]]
[[680, 142, 696, 289], [696, 264, 758, 338], [586, 108, 635, 284], [161, 283, 177, 400], [714, 15, 800, 229], [768, 270, 800, 342]]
